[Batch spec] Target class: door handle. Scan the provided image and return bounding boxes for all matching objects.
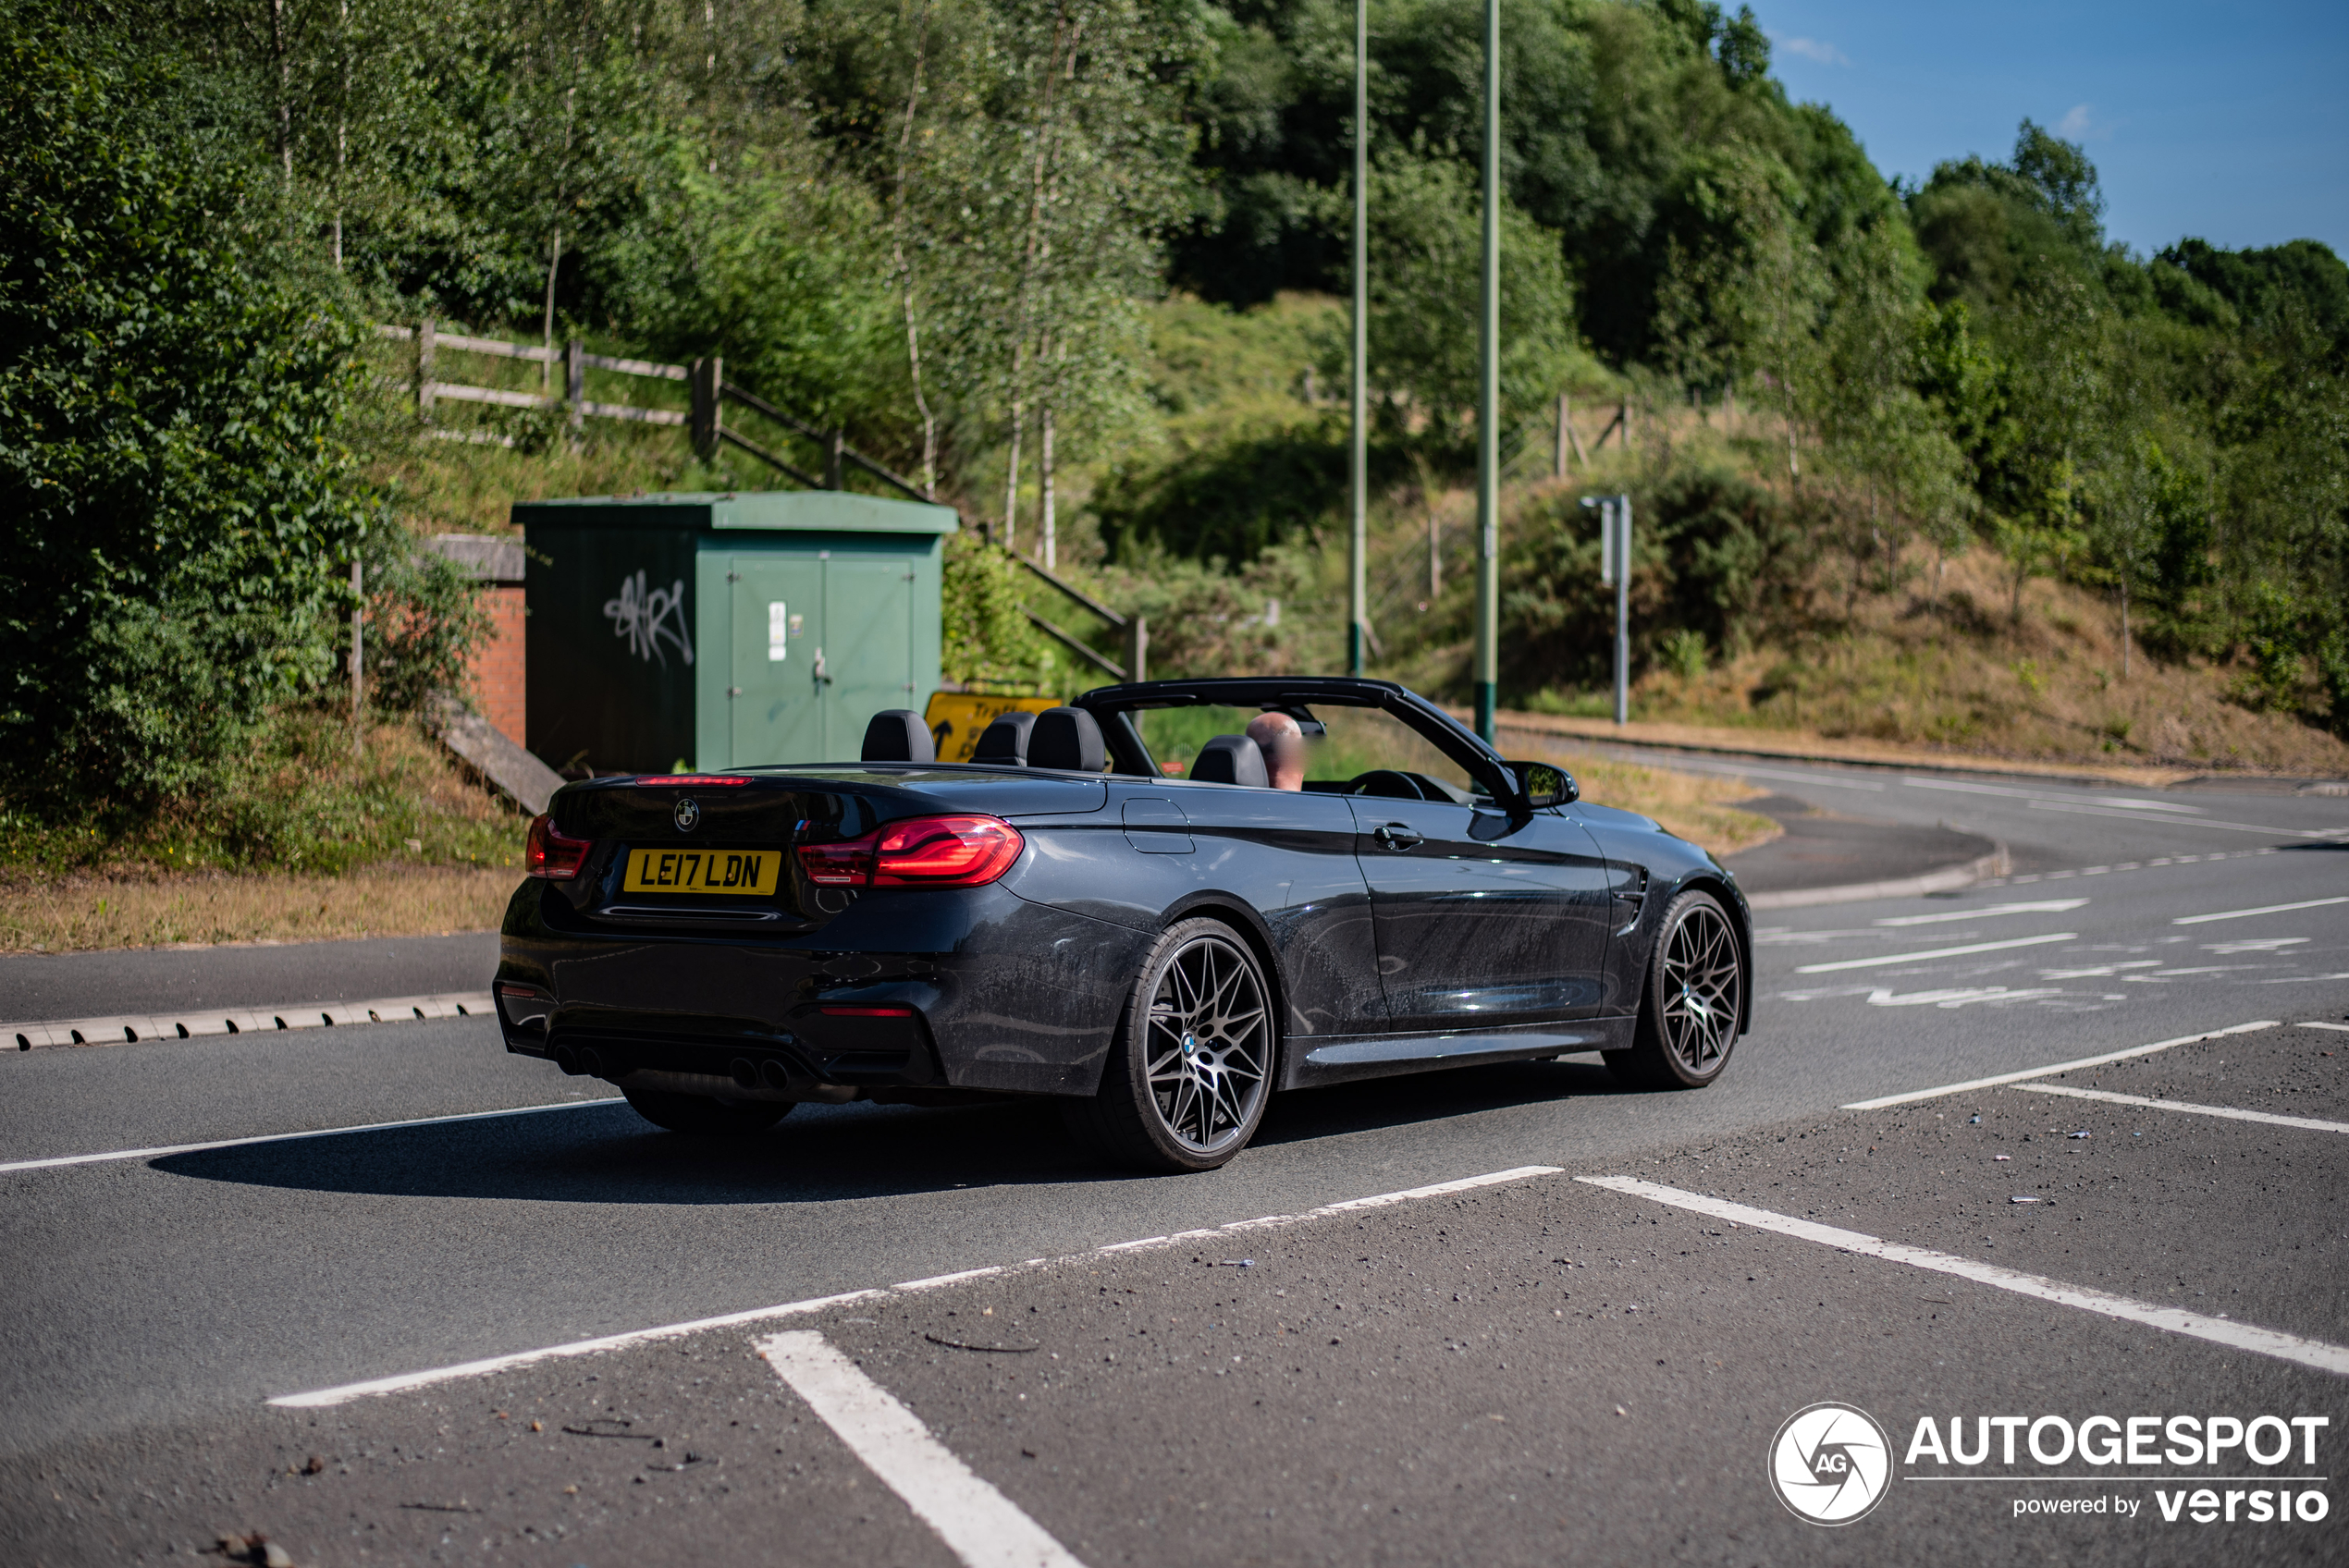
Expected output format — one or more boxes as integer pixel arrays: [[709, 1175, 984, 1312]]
[[811, 647, 831, 686], [1372, 823, 1423, 851]]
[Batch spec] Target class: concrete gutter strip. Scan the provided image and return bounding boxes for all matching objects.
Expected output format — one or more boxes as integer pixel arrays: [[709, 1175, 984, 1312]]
[[1745, 845, 2011, 912], [9, 992, 495, 1051]]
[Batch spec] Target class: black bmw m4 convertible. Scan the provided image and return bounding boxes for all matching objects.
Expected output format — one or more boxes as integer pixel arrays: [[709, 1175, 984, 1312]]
[[495, 677, 1752, 1171]]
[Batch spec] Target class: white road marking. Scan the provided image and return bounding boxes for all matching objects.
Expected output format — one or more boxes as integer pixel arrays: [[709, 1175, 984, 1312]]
[[1794, 932, 2077, 974], [0, 1097, 620, 1175], [1839, 1020, 2280, 1109], [1873, 900, 2089, 927], [2172, 897, 2349, 925], [1901, 778, 2205, 809], [2303, 1022, 2349, 1034], [762, 1330, 1088, 1568], [1864, 987, 2068, 1009], [267, 1163, 1563, 1408], [270, 1290, 893, 1409], [896, 1267, 1007, 1292], [1580, 1177, 2349, 1378], [2012, 1083, 2349, 1135], [2025, 802, 2349, 838], [1717, 764, 1887, 791]]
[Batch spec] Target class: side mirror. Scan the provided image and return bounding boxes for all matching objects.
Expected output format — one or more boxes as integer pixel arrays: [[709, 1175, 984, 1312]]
[[1509, 761, 1577, 809]]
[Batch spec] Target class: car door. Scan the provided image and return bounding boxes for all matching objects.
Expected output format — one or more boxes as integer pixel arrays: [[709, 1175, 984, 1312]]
[[1349, 794, 1614, 1030]]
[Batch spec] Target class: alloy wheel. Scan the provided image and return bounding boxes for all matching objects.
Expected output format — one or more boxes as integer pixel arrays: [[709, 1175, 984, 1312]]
[[1142, 934, 1271, 1154], [1657, 901, 1741, 1076]]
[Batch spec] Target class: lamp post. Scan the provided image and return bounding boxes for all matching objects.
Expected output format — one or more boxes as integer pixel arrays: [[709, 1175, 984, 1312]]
[[1471, 0, 1500, 743], [1347, 0, 1369, 677]]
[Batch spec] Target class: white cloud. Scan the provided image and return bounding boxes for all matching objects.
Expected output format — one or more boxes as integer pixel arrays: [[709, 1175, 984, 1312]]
[[2057, 103, 2094, 138], [1775, 35, 1851, 67]]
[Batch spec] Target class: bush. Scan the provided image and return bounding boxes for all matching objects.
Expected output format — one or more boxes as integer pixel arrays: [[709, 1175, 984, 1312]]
[[0, 15, 374, 809], [941, 530, 1062, 691], [363, 536, 492, 717], [1491, 465, 1814, 694]]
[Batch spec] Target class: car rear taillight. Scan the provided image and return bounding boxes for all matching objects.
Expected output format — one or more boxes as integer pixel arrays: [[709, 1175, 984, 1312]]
[[796, 815, 1025, 889], [525, 815, 593, 879]]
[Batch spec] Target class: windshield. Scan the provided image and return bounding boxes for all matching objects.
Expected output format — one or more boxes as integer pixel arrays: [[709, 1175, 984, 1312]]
[[1125, 703, 1484, 801]]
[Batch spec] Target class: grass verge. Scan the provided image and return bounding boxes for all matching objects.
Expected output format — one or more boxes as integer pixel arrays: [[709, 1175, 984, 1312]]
[[1507, 741, 1779, 861], [0, 865, 518, 957]]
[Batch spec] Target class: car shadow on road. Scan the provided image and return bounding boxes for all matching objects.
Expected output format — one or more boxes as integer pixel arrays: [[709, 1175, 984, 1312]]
[[1253, 1056, 1637, 1149], [150, 1057, 1642, 1205]]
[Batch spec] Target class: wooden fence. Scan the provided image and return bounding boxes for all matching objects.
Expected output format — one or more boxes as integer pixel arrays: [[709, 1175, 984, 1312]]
[[376, 321, 928, 503], [380, 319, 1149, 680]]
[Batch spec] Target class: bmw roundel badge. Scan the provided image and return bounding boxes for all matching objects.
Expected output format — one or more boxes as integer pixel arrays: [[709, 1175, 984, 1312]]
[[673, 796, 700, 833]]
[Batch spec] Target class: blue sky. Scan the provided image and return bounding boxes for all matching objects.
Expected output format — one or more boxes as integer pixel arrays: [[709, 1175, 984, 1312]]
[[1752, 1, 2348, 259]]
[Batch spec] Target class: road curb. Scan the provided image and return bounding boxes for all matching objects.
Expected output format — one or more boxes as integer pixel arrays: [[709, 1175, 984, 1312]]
[[8, 992, 495, 1052], [1745, 843, 2011, 911]]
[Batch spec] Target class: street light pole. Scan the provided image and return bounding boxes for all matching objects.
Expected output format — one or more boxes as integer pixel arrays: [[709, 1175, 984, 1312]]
[[1348, 0, 1368, 678], [1472, 0, 1500, 742]]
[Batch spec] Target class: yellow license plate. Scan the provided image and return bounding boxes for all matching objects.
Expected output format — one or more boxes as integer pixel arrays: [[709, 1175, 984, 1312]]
[[622, 847, 782, 897]]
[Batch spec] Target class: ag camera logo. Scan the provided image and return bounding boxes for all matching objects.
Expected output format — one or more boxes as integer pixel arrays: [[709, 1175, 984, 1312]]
[[1770, 1403, 1893, 1525]]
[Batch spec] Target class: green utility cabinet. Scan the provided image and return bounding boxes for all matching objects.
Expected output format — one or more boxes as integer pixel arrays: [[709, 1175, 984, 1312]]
[[515, 491, 956, 774]]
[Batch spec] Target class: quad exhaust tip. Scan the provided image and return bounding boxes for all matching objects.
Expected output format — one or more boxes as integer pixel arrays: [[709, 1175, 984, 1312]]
[[552, 1045, 583, 1076]]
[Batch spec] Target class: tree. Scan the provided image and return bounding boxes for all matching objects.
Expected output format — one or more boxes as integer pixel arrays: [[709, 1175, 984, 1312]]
[[0, 15, 374, 803]]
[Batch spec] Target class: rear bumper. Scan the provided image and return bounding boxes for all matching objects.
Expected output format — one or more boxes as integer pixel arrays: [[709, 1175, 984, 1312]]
[[496, 877, 1148, 1098]]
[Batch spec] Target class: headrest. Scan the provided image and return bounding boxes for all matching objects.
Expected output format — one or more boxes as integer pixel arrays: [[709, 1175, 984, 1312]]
[[861, 709, 936, 764], [972, 709, 1037, 766], [1028, 707, 1104, 773], [1189, 734, 1267, 788]]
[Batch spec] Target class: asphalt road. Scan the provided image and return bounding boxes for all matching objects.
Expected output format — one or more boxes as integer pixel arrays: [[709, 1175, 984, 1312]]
[[3, 767, 2344, 1566]]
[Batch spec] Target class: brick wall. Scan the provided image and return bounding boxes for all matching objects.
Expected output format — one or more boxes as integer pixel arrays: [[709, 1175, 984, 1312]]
[[469, 584, 527, 743]]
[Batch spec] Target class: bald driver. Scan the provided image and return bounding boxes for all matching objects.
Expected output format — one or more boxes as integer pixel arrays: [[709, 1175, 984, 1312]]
[[1245, 710, 1306, 790]]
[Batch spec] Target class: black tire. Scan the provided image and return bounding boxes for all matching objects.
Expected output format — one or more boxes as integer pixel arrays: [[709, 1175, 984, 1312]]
[[1605, 888, 1744, 1090], [621, 1085, 793, 1136], [1061, 917, 1275, 1172]]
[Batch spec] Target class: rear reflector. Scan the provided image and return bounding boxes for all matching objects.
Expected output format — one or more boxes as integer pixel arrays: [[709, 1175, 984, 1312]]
[[525, 815, 592, 879], [797, 815, 1025, 889]]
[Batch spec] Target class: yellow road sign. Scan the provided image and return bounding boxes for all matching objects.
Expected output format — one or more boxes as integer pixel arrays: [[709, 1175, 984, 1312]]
[[922, 692, 1062, 764]]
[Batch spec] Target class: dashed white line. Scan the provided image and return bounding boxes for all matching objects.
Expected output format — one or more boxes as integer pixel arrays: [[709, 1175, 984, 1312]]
[[1580, 1177, 2349, 1378], [267, 1163, 1563, 1408], [1793, 932, 2077, 974], [762, 1330, 1089, 1568], [0, 1096, 620, 1175], [2012, 1083, 2349, 1135], [2172, 897, 2349, 925], [1873, 900, 2088, 927], [1839, 1020, 2280, 1109]]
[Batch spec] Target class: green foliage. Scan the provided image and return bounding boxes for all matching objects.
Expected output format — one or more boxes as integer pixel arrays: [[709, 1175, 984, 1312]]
[[941, 531, 1061, 690], [1093, 421, 1350, 562], [1350, 144, 1586, 431], [1475, 463, 1813, 694], [0, 11, 375, 808], [362, 540, 493, 716]]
